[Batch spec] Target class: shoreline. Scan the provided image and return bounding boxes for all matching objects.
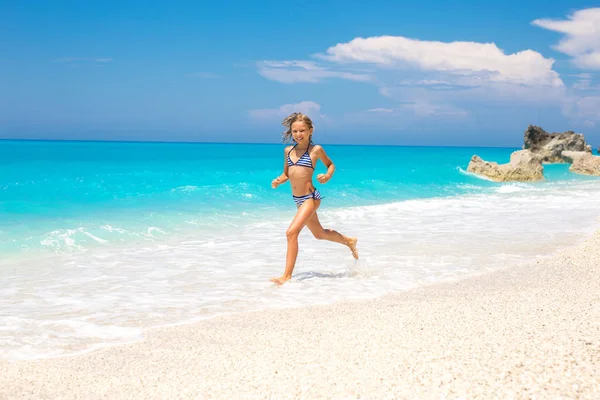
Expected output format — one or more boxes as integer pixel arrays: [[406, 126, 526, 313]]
[[2, 226, 599, 398], [3, 218, 597, 362]]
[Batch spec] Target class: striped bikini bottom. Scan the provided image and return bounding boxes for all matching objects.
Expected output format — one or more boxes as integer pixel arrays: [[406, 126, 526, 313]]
[[292, 188, 322, 207]]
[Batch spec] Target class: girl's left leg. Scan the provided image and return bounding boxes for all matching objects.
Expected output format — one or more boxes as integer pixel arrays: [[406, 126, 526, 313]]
[[270, 199, 320, 285], [305, 211, 358, 259]]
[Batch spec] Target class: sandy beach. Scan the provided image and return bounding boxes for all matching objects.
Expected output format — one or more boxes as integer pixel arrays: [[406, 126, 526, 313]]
[[2, 229, 599, 399]]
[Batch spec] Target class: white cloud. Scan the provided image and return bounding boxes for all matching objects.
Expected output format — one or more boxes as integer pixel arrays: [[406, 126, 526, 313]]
[[344, 101, 470, 128], [350, 101, 469, 122], [532, 8, 600, 70], [248, 101, 324, 120], [563, 95, 600, 124], [315, 36, 563, 87], [366, 102, 468, 118], [258, 36, 562, 87], [379, 78, 566, 109], [572, 78, 594, 90], [255, 33, 569, 126], [257, 60, 373, 83], [255, 35, 564, 124], [571, 73, 593, 79], [366, 108, 394, 113], [563, 66, 600, 126], [398, 101, 469, 118]]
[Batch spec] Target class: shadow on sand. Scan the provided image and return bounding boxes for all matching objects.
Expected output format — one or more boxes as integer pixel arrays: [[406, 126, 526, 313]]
[[292, 270, 350, 281]]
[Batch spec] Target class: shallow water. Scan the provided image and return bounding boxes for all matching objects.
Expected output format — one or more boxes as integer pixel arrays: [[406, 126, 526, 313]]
[[1, 140, 599, 359]]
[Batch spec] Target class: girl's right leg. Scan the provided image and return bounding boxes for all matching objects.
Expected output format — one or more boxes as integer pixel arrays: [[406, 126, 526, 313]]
[[270, 199, 321, 285], [305, 212, 358, 259]]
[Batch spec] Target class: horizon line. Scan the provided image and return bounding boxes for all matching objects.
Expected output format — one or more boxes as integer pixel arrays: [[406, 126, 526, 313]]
[[0, 138, 520, 150]]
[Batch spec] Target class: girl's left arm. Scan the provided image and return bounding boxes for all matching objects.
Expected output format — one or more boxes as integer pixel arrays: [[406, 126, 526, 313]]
[[315, 145, 335, 184]]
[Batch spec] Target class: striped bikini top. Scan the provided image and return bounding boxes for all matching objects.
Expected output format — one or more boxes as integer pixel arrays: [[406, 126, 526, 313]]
[[287, 144, 314, 169]]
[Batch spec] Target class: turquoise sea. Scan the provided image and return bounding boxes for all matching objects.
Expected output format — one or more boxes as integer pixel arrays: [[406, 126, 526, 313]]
[[2, 140, 600, 360]]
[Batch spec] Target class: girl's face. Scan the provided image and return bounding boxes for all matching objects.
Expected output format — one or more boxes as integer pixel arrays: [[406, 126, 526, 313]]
[[291, 121, 312, 144]]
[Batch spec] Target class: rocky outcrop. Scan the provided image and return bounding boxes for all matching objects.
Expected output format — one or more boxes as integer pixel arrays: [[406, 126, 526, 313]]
[[523, 125, 592, 163], [467, 150, 544, 182], [561, 151, 600, 176]]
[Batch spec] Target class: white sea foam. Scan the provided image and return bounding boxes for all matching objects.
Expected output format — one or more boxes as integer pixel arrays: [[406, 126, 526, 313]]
[[495, 183, 529, 193], [40, 229, 85, 252], [101, 225, 127, 233], [170, 185, 200, 193], [37, 226, 170, 253], [0, 316, 143, 360], [82, 231, 108, 244], [2, 178, 600, 360], [144, 227, 166, 237], [456, 166, 496, 181]]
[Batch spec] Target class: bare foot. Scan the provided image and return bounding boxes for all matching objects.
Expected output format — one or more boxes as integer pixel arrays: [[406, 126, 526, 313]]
[[347, 237, 359, 259], [270, 275, 291, 285]]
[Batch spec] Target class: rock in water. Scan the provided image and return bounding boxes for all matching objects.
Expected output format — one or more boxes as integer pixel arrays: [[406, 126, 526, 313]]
[[561, 151, 600, 176], [523, 125, 591, 163], [467, 150, 544, 182]]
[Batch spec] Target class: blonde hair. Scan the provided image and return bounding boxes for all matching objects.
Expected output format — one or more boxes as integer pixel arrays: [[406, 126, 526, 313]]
[[281, 112, 314, 143]]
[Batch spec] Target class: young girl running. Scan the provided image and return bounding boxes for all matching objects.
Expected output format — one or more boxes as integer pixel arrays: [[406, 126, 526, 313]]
[[270, 112, 358, 285]]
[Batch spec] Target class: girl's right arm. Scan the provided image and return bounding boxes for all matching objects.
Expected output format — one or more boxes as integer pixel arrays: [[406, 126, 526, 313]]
[[272, 146, 291, 188]]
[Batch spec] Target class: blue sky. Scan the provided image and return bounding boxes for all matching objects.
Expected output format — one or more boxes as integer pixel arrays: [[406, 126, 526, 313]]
[[2, 1, 600, 146]]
